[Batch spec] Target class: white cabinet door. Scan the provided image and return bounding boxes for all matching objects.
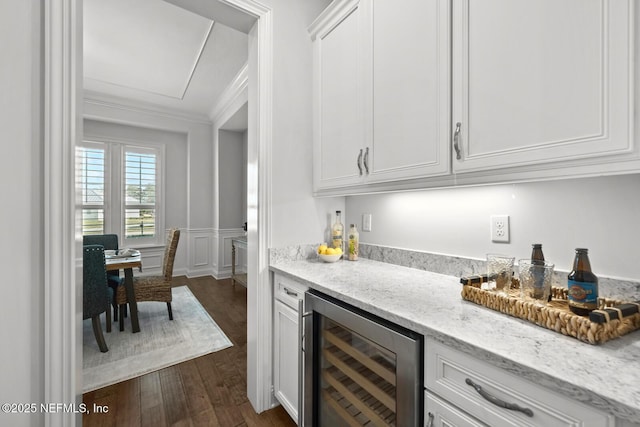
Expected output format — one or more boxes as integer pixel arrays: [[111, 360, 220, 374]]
[[452, 0, 634, 173], [273, 299, 300, 423], [312, 0, 366, 191], [425, 392, 486, 427], [368, 0, 451, 183]]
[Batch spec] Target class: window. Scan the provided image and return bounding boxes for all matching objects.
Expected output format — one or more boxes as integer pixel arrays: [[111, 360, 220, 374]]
[[124, 149, 157, 240], [77, 144, 106, 235], [76, 140, 164, 246]]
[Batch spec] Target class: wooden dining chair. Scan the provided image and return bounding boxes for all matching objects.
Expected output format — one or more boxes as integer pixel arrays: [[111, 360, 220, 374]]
[[83, 245, 112, 353], [115, 228, 180, 323]]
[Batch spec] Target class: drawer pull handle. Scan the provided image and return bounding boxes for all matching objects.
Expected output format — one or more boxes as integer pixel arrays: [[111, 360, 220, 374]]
[[284, 287, 298, 297], [357, 149, 364, 176], [465, 378, 534, 417]]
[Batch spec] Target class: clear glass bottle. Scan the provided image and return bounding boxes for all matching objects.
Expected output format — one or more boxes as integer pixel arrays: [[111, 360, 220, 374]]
[[331, 210, 343, 250], [567, 248, 598, 316], [348, 224, 359, 261]]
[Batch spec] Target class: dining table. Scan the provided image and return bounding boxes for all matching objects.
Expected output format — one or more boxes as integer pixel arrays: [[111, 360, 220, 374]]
[[105, 253, 142, 333]]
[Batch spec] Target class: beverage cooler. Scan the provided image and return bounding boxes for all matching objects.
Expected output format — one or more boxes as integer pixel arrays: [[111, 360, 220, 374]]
[[303, 290, 423, 426]]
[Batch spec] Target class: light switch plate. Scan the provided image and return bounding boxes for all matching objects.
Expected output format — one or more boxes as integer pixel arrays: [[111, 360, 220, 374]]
[[362, 213, 372, 232]]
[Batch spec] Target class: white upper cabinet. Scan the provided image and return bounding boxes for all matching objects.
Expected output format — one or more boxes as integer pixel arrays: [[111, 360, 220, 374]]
[[310, 0, 451, 193], [310, 0, 636, 195], [452, 0, 634, 173]]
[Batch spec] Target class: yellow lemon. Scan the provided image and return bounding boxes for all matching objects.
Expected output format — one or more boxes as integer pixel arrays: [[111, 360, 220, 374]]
[[318, 244, 327, 254], [334, 247, 343, 255], [325, 247, 337, 255]]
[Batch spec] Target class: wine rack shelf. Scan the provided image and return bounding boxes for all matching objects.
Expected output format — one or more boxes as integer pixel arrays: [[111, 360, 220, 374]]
[[320, 324, 397, 426]]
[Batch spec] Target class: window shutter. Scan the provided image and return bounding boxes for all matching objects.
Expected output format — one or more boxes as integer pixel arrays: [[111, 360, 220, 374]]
[[77, 146, 105, 235], [124, 150, 157, 238]]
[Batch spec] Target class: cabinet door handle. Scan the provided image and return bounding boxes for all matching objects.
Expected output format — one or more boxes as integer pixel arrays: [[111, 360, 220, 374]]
[[453, 122, 462, 160], [465, 378, 534, 417], [357, 149, 364, 176], [363, 147, 370, 174], [426, 412, 434, 427], [284, 287, 298, 297]]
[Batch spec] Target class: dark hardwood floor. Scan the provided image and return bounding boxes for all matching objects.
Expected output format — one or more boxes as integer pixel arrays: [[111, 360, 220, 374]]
[[82, 276, 296, 427]]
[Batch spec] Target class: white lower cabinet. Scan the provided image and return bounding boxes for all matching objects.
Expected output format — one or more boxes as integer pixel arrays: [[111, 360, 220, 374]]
[[424, 337, 615, 427], [426, 391, 486, 427], [273, 273, 308, 425]]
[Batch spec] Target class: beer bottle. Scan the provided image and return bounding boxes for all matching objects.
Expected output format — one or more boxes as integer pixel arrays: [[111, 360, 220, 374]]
[[567, 248, 599, 316], [531, 244, 544, 264], [530, 244, 545, 299]]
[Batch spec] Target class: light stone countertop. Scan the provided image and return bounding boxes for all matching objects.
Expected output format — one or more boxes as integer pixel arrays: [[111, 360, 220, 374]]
[[270, 257, 640, 424]]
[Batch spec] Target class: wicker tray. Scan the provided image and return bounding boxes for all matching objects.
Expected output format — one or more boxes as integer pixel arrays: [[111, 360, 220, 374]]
[[461, 279, 640, 345]]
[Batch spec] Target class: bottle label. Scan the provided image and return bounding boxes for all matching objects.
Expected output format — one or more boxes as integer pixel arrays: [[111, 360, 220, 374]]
[[567, 279, 597, 308]]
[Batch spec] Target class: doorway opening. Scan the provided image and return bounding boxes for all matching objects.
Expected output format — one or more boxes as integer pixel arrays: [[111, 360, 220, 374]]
[[44, 1, 274, 425]]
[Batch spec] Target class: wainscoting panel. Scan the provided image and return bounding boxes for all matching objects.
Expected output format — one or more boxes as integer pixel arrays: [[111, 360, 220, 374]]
[[187, 228, 214, 278], [193, 235, 210, 267]]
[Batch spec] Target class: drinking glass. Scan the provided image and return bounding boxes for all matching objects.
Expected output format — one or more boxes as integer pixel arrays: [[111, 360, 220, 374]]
[[486, 254, 515, 294], [518, 260, 555, 305]]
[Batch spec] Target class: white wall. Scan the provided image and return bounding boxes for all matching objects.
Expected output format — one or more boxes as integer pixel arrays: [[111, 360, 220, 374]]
[[345, 174, 640, 281], [218, 129, 246, 228], [0, 1, 44, 426], [267, 0, 344, 247], [242, 130, 248, 222]]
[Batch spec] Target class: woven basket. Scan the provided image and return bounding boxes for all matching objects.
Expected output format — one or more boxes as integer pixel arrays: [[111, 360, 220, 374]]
[[461, 279, 640, 345]]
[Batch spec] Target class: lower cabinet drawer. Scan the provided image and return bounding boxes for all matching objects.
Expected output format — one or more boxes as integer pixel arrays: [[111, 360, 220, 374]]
[[425, 338, 614, 427], [274, 273, 307, 309]]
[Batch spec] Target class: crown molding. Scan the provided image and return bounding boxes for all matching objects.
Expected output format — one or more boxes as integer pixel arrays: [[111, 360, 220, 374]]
[[209, 62, 249, 121], [308, 0, 360, 40], [83, 91, 213, 125]]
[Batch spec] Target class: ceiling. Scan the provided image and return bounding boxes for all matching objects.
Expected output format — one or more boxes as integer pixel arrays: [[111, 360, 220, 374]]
[[83, 0, 249, 120]]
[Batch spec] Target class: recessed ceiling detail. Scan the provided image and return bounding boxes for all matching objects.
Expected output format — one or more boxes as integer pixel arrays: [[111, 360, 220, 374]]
[[84, 0, 213, 99]]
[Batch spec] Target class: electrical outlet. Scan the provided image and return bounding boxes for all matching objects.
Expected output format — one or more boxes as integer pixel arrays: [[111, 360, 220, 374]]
[[491, 215, 510, 243], [362, 213, 372, 232]]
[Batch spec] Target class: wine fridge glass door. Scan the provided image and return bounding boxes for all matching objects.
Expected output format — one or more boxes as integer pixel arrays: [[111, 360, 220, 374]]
[[319, 316, 398, 426], [304, 290, 422, 427]]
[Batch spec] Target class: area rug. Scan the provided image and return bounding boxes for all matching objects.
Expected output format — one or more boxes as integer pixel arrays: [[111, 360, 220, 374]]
[[82, 285, 233, 393]]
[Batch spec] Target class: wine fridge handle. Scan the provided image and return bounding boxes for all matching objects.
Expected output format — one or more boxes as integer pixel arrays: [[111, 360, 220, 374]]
[[298, 299, 312, 426], [357, 149, 364, 176], [465, 378, 534, 417], [298, 298, 304, 426], [453, 122, 462, 160]]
